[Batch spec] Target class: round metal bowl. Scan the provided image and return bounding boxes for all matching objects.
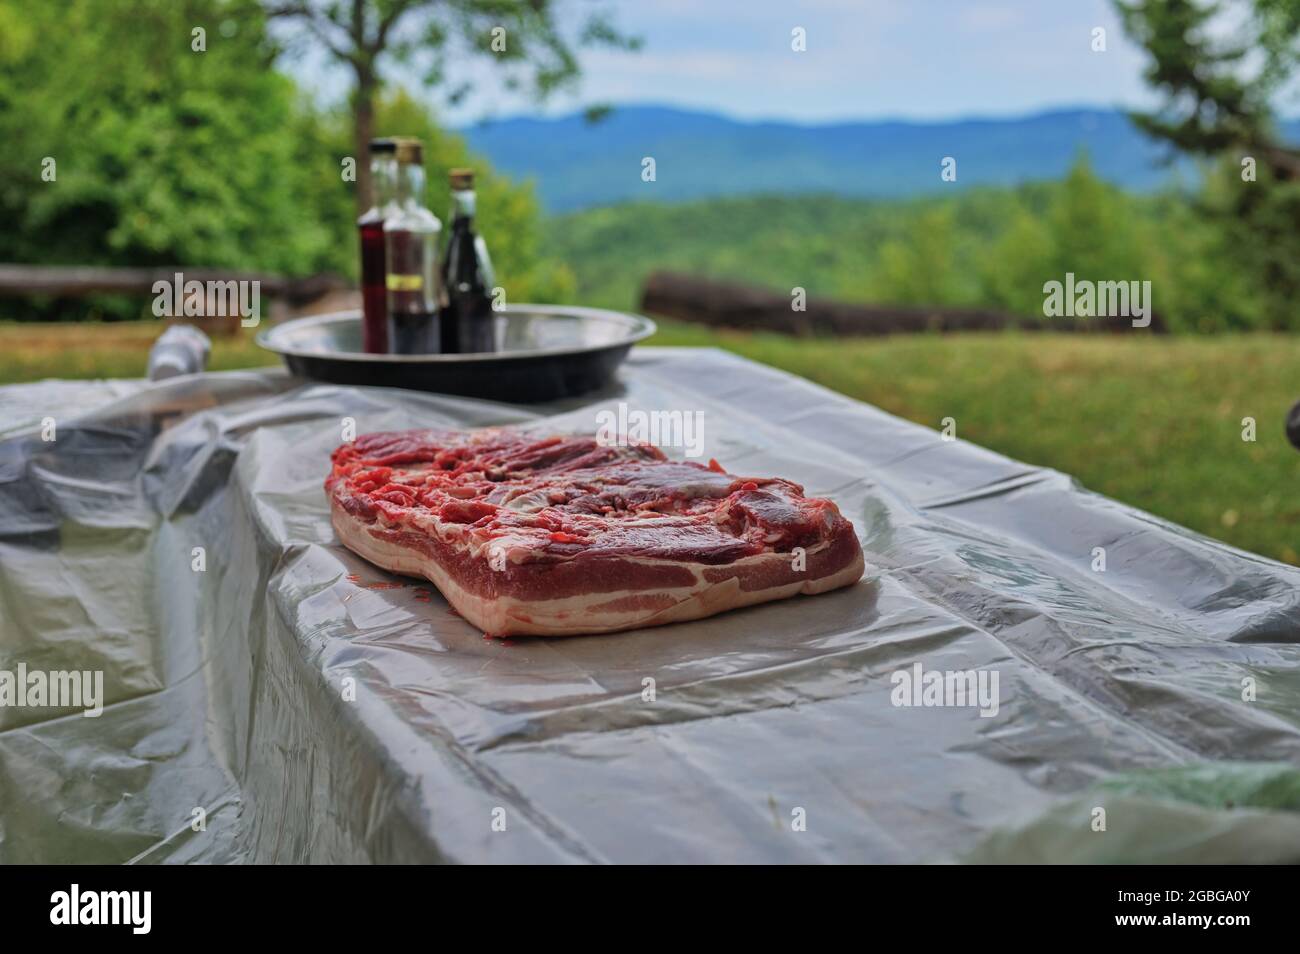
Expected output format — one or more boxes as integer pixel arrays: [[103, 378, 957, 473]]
[[256, 305, 656, 403]]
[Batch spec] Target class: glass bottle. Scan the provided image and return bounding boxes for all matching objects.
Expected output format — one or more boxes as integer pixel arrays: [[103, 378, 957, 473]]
[[384, 138, 442, 354], [439, 168, 496, 354], [358, 138, 396, 353]]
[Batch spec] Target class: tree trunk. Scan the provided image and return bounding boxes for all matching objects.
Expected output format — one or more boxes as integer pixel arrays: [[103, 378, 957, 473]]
[[0, 263, 348, 303], [640, 271, 1167, 335], [353, 69, 376, 217]]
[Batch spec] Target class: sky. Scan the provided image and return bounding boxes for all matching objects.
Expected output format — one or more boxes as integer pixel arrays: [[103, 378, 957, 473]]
[[283, 0, 1163, 125]]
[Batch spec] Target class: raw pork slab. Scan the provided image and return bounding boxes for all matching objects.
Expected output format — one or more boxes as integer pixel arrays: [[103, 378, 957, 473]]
[[326, 428, 864, 636]]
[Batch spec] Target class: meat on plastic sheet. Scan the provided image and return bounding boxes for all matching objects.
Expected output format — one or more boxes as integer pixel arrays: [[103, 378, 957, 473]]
[[1, 348, 1298, 863]]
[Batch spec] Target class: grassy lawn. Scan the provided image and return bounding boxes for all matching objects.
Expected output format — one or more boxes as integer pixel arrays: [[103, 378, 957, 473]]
[[2, 320, 1297, 566]]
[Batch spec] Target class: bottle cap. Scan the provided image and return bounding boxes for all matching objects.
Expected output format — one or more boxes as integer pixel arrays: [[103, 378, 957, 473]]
[[393, 137, 424, 164], [449, 168, 475, 190], [368, 138, 397, 155]]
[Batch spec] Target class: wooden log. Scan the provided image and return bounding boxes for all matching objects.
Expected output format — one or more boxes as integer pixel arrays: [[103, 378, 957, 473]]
[[0, 264, 347, 305], [640, 271, 1165, 335]]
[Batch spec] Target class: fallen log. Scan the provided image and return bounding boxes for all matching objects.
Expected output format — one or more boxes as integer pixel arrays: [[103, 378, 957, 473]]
[[640, 271, 1165, 335], [0, 264, 347, 305]]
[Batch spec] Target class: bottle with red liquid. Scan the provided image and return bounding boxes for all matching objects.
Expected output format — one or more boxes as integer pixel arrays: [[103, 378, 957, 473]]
[[358, 138, 396, 353], [439, 168, 497, 354], [384, 138, 442, 354]]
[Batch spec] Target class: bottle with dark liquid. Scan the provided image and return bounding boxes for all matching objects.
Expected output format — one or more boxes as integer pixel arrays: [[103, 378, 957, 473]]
[[384, 138, 442, 354], [439, 169, 496, 354], [358, 138, 396, 353]]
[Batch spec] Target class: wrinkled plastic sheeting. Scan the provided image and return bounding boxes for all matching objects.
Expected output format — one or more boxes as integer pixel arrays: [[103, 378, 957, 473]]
[[967, 762, 1300, 863], [1, 347, 1299, 864]]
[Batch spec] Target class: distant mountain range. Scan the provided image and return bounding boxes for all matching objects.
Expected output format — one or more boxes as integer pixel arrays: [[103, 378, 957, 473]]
[[461, 105, 1300, 212]]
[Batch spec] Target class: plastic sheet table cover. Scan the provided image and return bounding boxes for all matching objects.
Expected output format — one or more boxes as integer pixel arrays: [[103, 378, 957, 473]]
[[2, 346, 1300, 864]]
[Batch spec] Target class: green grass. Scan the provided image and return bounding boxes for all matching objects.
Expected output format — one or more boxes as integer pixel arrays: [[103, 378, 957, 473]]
[[2, 320, 1298, 566], [0, 321, 280, 379]]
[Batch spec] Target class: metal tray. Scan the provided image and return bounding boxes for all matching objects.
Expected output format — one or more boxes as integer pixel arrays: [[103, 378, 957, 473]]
[[256, 305, 656, 403]]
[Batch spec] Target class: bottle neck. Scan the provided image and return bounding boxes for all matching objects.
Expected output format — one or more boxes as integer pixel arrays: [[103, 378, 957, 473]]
[[393, 161, 426, 207], [451, 188, 476, 223], [369, 156, 396, 208]]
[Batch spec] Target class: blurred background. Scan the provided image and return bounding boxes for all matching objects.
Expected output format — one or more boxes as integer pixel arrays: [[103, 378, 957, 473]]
[[1, 0, 1298, 562]]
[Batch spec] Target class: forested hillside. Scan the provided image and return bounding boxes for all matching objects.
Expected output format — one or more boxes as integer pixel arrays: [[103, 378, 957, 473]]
[[463, 104, 1300, 211], [547, 159, 1279, 333]]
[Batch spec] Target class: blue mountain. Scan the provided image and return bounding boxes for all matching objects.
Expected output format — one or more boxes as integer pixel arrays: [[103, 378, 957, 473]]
[[461, 105, 1300, 212]]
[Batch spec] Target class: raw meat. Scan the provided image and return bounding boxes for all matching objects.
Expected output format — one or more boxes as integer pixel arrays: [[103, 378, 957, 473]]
[[326, 428, 865, 636]]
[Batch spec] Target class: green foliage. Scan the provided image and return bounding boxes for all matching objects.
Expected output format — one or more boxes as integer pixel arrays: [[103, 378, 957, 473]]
[[875, 207, 961, 306], [1198, 155, 1300, 329], [549, 156, 1293, 332], [0, 0, 569, 319], [1117, 0, 1300, 157], [0, 0, 334, 310], [1116, 0, 1300, 328], [548, 193, 931, 313], [976, 207, 1055, 317]]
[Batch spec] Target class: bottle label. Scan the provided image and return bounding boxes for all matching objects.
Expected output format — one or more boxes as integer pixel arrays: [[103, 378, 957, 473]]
[[386, 273, 423, 292]]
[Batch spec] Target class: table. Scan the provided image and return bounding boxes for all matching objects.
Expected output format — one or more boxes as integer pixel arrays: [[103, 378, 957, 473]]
[[2, 349, 1298, 863]]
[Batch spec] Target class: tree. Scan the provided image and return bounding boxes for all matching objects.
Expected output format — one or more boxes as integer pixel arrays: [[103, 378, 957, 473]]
[[1117, 0, 1300, 328], [876, 206, 961, 306], [261, 0, 638, 212], [0, 0, 571, 319], [0, 0, 335, 318], [1117, 0, 1300, 179]]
